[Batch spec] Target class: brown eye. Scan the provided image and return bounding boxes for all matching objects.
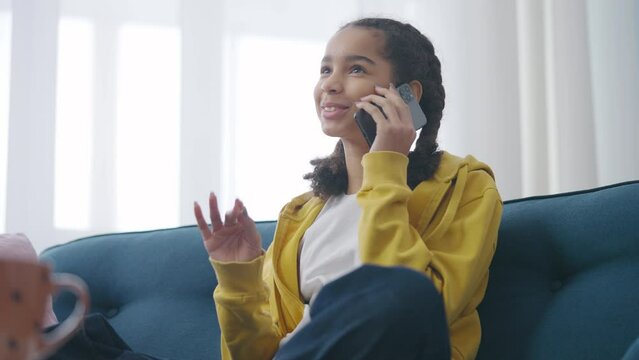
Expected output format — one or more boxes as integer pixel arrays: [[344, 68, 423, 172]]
[[350, 65, 366, 74]]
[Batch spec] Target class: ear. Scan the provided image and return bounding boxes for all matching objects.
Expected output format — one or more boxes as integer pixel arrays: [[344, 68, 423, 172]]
[[408, 80, 423, 102]]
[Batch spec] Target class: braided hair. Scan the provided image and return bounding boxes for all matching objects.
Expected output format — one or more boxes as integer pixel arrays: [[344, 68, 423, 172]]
[[304, 18, 446, 198]]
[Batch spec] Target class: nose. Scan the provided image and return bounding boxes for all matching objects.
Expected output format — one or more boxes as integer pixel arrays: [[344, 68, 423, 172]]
[[320, 72, 343, 94]]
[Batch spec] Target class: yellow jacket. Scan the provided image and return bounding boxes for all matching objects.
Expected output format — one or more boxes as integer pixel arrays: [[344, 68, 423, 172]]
[[211, 151, 503, 360]]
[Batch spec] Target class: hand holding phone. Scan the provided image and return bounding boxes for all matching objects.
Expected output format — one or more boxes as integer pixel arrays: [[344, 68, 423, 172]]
[[355, 83, 428, 147]]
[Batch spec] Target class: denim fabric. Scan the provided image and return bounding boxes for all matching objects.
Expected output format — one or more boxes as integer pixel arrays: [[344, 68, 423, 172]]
[[275, 265, 450, 360], [46, 314, 165, 360]]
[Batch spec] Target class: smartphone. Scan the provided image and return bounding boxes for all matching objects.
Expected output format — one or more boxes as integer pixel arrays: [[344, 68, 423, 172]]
[[355, 83, 428, 147]]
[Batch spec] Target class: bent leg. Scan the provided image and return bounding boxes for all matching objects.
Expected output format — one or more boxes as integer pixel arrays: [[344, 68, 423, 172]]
[[276, 265, 450, 360]]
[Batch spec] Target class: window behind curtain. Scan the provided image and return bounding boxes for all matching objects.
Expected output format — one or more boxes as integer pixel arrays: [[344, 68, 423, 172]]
[[54, 17, 94, 230], [227, 35, 336, 220], [114, 24, 181, 231], [53, 1, 181, 234], [4, 0, 364, 248], [0, 10, 11, 233]]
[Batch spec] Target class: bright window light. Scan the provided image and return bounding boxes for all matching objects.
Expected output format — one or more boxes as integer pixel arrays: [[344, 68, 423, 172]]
[[0, 11, 12, 233], [54, 17, 95, 230], [115, 24, 181, 231], [229, 36, 335, 220]]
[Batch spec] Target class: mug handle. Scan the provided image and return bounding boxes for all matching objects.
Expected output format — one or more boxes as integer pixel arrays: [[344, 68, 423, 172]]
[[37, 273, 90, 360]]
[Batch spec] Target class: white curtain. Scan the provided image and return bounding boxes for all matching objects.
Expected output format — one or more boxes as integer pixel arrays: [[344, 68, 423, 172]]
[[0, 0, 637, 253]]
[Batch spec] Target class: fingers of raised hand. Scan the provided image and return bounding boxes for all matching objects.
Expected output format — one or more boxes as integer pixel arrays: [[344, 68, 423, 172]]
[[193, 201, 211, 238], [224, 211, 236, 227], [208, 192, 224, 231], [224, 198, 245, 226], [194, 192, 231, 238], [236, 200, 252, 225]]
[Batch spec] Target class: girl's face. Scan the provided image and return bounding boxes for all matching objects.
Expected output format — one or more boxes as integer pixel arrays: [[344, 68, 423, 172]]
[[314, 26, 394, 142]]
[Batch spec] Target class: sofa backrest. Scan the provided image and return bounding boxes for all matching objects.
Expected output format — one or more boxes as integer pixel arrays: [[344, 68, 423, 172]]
[[41, 224, 237, 360], [477, 180, 639, 360], [41, 181, 639, 360]]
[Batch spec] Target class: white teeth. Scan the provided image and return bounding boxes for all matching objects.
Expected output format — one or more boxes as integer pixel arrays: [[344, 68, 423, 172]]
[[324, 106, 336, 111]]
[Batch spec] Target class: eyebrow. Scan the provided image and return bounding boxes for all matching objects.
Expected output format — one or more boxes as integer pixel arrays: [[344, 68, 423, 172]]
[[321, 55, 376, 65]]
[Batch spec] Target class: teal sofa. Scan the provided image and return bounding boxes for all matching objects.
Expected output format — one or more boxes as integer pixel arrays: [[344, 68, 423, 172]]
[[41, 180, 639, 360]]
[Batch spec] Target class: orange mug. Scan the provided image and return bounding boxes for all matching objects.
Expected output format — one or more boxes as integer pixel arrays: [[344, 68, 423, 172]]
[[0, 259, 90, 360]]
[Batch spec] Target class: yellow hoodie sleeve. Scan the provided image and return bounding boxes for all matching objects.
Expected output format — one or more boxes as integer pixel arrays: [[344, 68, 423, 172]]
[[357, 151, 502, 324], [210, 253, 281, 360], [357, 151, 427, 269]]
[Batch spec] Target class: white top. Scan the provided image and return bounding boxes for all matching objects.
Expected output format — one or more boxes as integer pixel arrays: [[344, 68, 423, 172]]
[[278, 193, 362, 346]]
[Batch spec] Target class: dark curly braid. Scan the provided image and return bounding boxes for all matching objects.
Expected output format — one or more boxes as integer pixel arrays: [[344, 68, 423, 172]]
[[304, 18, 446, 198]]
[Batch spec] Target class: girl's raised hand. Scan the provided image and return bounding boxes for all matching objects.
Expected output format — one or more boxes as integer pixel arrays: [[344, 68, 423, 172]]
[[193, 193, 262, 262], [356, 83, 417, 155]]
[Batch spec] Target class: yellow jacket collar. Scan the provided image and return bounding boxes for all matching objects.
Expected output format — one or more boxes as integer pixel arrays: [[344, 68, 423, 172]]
[[434, 151, 496, 183]]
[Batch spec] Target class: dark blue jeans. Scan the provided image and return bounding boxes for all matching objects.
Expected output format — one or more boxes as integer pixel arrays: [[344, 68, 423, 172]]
[[275, 265, 450, 360]]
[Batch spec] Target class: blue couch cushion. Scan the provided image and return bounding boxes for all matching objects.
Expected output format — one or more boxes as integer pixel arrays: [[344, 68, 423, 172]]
[[41, 221, 276, 360], [477, 180, 639, 360]]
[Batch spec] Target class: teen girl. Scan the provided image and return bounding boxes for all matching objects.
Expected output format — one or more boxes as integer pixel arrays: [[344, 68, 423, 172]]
[[195, 17, 503, 360]]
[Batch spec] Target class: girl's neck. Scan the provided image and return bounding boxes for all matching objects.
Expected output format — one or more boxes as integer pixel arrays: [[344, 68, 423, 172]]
[[342, 139, 369, 195]]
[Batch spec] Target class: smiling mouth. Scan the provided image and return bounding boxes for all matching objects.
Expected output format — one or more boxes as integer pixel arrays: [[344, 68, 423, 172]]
[[321, 105, 352, 121], [322, 105, 350, 111]]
